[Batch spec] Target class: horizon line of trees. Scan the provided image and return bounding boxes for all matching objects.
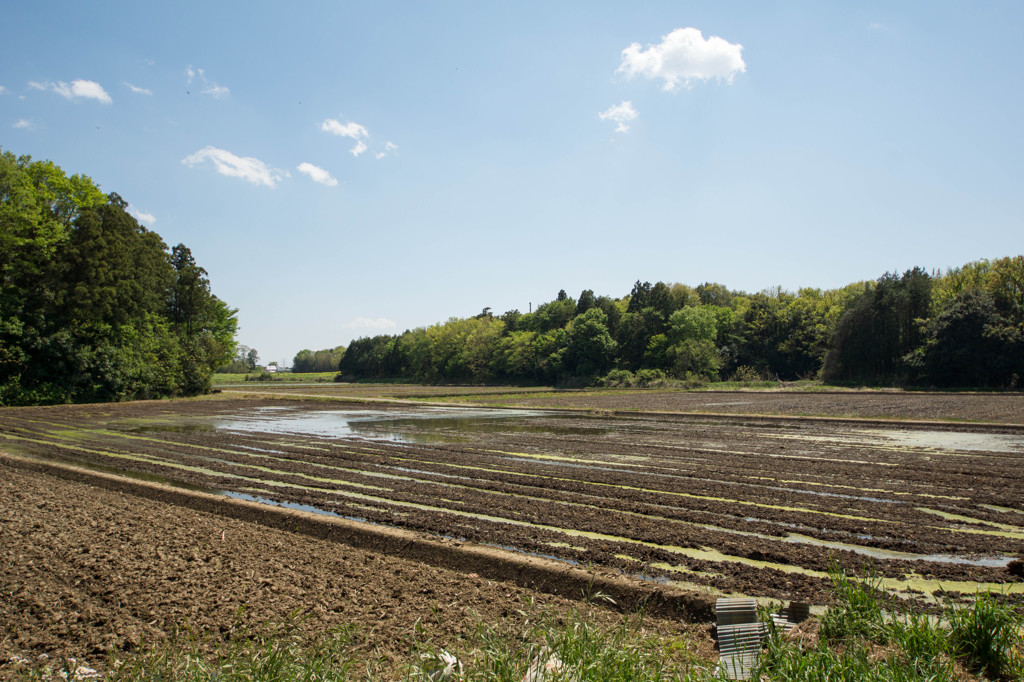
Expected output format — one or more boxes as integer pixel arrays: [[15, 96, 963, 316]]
[[336, 258, 1024, 389], [1, 149, 237, 405]]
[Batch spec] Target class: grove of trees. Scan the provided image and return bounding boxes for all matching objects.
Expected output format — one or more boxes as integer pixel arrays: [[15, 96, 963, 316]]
[[338, 259, 1024, 389], [217, 345, 262, 373], [1, 150, 237, 405], [292, 346, 346, 373]]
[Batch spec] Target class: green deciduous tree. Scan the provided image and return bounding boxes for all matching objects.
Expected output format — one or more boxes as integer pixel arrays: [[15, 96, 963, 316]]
[[293, 346, 346, 373], [0, 150, 236, 405], [823, 268, 931, 384], [909, 289, 1023, 387], [563, 308, 618, 379]]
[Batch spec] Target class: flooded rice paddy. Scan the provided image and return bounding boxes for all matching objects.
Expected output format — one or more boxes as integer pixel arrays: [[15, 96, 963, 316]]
[[2, 395, 1023, 604]]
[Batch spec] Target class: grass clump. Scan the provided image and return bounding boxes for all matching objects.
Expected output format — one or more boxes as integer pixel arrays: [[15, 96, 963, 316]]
[[112, 623, 356, 682], [755, 564, 1024, 681], [818, 564, 888, 643], [409, 607, 720, 681], [946, 590, 1024, 680], [14, 620, 360, 682]]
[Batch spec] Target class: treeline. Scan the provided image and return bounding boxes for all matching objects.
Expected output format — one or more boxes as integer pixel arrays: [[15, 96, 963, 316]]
[[0, 150, 237, 405], [219, 344, 261, 373], [292, 346, 345, 373], [338, 259, 1024, 388]]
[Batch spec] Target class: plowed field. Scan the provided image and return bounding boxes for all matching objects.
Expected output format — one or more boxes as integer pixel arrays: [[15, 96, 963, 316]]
[[3, 393, 1022, 616], [222, 383, 1024, 424]]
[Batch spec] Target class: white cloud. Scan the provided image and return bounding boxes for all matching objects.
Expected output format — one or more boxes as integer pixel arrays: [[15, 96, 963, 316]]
[[617, 27, 745, 91], [128, 205, 156, 225], [33, 79, 112, 103], [321, 119, 368, 139], [867, 22, 897, 35], [203, 84, 230, 98], [322, 118, 372, 156], [297, 162, 338, 186], [186, 66, 229, 97], [13, 119, 34, 130], [181, 146, 286, 188], [0, 85, 7, 95], [65, 80, 113, 103], [375, 141, 398, 160], [124, 82, 152, 95], [598, 101, 638, 133], [344, 317, 397, 329]]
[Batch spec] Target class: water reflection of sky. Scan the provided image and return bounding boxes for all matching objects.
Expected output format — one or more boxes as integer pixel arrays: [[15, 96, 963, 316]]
[[776, 429, 1024, 454], [214, 406, 580, 444]]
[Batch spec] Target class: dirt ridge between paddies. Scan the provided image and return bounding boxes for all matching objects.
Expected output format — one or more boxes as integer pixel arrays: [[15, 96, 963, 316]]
[[215, 388, 1024, 432], [0, 449, 714, 623]]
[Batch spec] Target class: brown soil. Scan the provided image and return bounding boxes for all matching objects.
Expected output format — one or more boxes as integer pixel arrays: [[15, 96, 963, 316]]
[[494, 389, 1024, 424], [0, 463, 712, 677], [2, 391, 1023, 673], [223, 385, 1024, 424]]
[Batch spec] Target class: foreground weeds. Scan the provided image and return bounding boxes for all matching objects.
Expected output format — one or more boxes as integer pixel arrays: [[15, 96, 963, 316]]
[[12, 619, 360, 682], [410, 605, 719, 681], [757, 565, 1024, 681], [8, 570, 1024, 681]]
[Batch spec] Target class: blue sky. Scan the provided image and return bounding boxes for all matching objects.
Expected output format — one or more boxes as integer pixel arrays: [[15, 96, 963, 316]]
[[3, 1, 1022, 365]]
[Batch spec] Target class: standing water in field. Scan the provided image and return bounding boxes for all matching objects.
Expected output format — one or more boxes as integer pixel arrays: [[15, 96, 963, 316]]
[[214, 406, 584, 443]]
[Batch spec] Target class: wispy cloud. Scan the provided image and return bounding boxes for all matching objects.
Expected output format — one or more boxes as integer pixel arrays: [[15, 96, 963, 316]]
[[128, 205, 156, 225], [13, 119, 34, 130], [124, 82, 153, 95], [598, 101, 638, 133], [0, 85, 8, 95], [203, 84, 230, 98], [31, 79, 112, 103], [344, 317, 396, 329], [181, 146, 286, 187], [321, 118, 371, 156], [185, 66, 230, 98], [618, 27, 745, 91], [375, 141, 398, 160], [867, 22, 897, 35], [297, 162, 338, 186]]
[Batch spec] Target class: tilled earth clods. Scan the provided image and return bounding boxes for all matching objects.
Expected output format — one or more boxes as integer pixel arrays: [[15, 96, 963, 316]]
[[1, 391, 1022, 674]]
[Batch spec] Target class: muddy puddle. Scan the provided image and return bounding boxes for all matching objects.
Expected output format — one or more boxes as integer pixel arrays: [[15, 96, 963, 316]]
[[223, 491, 370, 523], [211, 406, 595, 443], [775, 428, 1024, 454]]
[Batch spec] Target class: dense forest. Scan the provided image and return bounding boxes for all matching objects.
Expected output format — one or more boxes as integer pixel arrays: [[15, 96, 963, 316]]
[[339, 260, 1024, 389], [0, 150, 236, 405]]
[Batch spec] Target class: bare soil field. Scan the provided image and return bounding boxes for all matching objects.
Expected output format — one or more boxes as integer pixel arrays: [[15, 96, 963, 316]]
[[0, 461, 711, 677], [221, 383, 559, 401], [4, 392, 1023, 601], [221, 384, 1024, 424]]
